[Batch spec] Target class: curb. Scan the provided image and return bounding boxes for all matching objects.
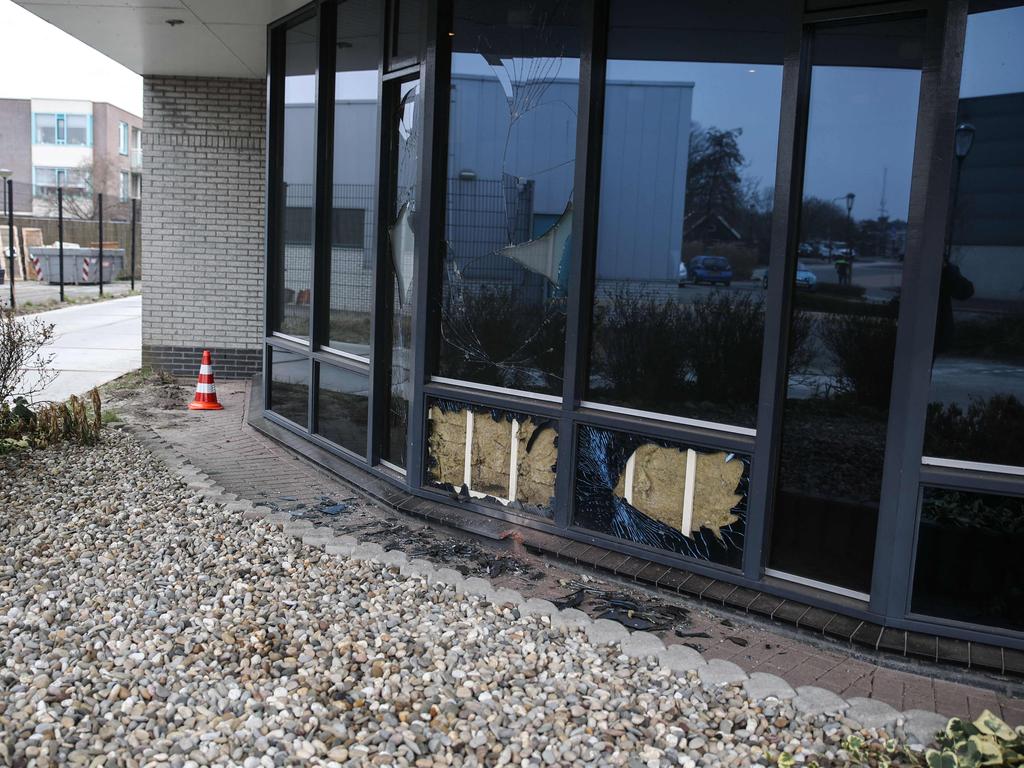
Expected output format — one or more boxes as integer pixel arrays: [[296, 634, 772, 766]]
[[123, 423, 949, 749]]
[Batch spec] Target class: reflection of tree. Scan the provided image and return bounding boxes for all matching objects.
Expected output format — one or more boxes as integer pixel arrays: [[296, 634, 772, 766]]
[[686, 126, 745, 223]]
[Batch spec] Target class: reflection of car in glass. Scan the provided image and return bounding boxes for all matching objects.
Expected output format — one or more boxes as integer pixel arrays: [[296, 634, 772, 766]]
[[761, 261, 817, 290], [677, 260, 688, 286], [687, 255, 733, 286]]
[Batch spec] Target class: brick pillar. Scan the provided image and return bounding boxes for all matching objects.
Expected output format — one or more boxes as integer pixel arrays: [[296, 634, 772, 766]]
[[141, 76, 265, 378]]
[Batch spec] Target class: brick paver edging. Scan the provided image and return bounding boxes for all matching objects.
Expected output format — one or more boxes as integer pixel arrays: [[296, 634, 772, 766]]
[[123, 422, 952, 749]]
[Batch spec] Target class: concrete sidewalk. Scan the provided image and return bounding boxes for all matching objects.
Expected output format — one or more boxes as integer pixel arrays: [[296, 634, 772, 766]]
[[20, 295, 141, 402]]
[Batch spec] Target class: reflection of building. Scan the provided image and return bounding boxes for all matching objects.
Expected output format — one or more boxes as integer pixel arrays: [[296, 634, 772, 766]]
[[950, 92, 1024, 302], [0, 97, 142, 215], [24, 0, 1024, 666]]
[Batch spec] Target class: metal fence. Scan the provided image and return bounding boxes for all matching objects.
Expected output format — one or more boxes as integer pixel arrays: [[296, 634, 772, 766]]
[[2, 178, 141, 310]]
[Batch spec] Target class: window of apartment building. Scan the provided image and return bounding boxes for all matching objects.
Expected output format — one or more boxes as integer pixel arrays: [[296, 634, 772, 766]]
[[33, 166, 90, 196], [119, 122, 129, 155], [34, 113, 90, 145], [120, 171, 130, 202]]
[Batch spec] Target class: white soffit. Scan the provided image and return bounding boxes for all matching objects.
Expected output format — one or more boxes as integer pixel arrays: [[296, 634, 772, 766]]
[[15, 0, 310, 78]]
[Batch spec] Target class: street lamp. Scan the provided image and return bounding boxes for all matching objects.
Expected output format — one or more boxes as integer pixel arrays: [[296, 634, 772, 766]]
[[945, 122, 976, 259]]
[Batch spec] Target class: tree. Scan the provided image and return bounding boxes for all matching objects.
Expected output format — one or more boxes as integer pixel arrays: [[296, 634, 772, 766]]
[[35, 157, 131, 221], [686, 125, 745, 221]]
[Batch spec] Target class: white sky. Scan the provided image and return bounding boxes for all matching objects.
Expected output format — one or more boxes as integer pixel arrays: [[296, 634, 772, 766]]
[[0, 0, 143, 115]]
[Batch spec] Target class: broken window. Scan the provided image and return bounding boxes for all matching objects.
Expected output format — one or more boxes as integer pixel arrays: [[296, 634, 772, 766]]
[[436, 0, 582, 395], [382, 79, 422, 469], [426, 399, 557, 515], [573, 424, 748, 566]]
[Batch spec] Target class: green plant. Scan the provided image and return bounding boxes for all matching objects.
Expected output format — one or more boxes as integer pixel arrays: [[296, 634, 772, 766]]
[[0, 387, 104, 452], [925, 710, 1024, 768]]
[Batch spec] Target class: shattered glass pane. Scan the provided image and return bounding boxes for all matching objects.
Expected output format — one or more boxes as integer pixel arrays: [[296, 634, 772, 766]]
[[437, 0, 582, 395], [317, 362, 369, 457], [273, 17, 317, 340], [383, 80, 422, 468], [327, 0, 381, 358], [425, 398, 557, 515], [574, 424, 748, 567], [585, 0, 784, 428]]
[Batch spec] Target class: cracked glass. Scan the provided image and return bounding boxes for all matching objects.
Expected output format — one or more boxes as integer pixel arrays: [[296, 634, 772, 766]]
[[383, 80, 422, 468], [436, 0, 582, 396]]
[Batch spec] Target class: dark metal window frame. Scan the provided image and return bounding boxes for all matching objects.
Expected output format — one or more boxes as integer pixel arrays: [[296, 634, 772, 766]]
[[264, 0, 1024, 650]]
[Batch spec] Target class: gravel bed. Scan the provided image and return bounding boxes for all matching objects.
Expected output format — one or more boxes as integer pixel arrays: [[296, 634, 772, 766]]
[[1, 432, 916, 767]]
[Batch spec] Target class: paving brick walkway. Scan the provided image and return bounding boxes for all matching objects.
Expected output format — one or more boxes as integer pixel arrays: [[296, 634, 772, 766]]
[[116, 380, 1024, 727]]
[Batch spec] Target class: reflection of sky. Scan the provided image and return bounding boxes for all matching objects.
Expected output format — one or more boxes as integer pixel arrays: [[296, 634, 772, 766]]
[[961, 6, 1024, 98], [286, 7, 1023, 223], [803, 67, 921, 221]]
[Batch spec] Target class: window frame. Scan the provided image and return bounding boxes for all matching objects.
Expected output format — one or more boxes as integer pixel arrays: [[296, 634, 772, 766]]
[[119, 121, 130, 155], [263, 0, 1024, 648]]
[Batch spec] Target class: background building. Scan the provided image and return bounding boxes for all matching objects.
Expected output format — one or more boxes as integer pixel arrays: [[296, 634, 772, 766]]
[[0, 97, 142, 215]]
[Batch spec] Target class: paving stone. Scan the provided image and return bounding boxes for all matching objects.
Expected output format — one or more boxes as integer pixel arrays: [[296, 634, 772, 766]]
[[743, 672, 796, 701], [520, 598, 558, 617], [794, 686, 848, 716], [619, 631, 666, 659], [657, 644, 706, 672], [550, 608, 591, 629], [586, 619, 629, 645], [903, 709, 948, 747], [698, 659, 748, 687], [847, 697, 901, 730]]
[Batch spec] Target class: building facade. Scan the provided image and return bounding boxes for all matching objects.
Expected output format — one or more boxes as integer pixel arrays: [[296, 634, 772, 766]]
[[0, 97, 142, 214], [18, 0, 1024, 659]]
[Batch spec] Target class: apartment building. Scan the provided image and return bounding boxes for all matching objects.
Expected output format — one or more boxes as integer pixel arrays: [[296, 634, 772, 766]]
[[0, 97, 142, 214]]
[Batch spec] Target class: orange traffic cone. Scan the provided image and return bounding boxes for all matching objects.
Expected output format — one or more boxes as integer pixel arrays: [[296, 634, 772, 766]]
[[188, 350, 224, 411]]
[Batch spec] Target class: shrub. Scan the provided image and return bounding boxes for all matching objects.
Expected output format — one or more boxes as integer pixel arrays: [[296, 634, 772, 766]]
[[819, 313, 898, 408], [925, 710, 1024, 768], [925, 394, 1024, 467], [679, 292, 765, 404], [0, 309, 56, 402], [0, 388, 103, 452], [590, 290, 687, 406]]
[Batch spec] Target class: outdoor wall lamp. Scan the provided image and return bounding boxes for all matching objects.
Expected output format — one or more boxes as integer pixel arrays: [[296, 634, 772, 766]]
[[954, 122, 976, 159]]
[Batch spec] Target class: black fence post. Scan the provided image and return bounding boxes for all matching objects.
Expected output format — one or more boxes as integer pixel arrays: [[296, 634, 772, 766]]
[[58, 186, 65, 302], [130, 197, 137, 292], [97, 192, 104, 297], [5, 178, 14, 311]]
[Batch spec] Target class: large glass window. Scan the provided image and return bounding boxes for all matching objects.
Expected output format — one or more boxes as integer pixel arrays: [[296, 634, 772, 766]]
[[912, 487, 1024, 631], [273, 16, 317, 340], [317, 363, 370, 456], [67, 115, 89, 146], [383, 80, 422, 468], [768, 16, 925, 595], [326, 0, 381, 358], [923, 3, 1024, 470], [34, 114, 57, 144], [269, 347, 310, 427], [585, 0, 784, 429], [436, 0, 582, 396]]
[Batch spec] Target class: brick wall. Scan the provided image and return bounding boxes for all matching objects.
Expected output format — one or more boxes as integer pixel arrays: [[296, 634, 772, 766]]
[[142, 77, 265, 378]]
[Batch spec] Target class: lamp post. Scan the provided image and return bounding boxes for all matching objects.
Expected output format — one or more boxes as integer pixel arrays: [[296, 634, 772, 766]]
[[945, 122, 975, 260], [0, 168, 13, 309]]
